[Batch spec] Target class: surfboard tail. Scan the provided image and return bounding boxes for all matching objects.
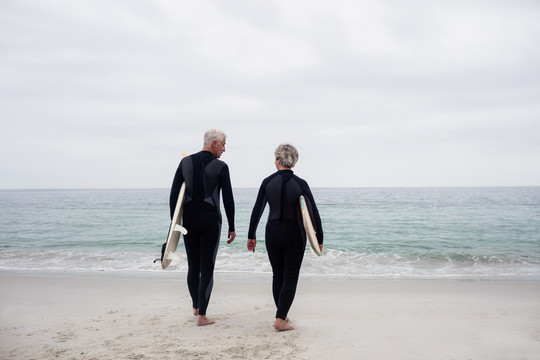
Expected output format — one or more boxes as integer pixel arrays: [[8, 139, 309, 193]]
[[299, 195, 322, 256], [167, 251, 182, 264], [173, 224, 188, 235]]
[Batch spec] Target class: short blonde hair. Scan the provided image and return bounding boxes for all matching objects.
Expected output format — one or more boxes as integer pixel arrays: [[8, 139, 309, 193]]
[[274, 143, 299, 168], [203, 129, 226, 147]]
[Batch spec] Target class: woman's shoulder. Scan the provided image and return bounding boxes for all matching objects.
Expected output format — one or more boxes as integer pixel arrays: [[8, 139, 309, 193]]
[[291, 173, 308, 185], [262, 171, 280, 184]]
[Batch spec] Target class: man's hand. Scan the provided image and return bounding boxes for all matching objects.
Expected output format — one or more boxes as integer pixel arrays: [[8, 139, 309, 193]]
[[227, 231, 236, 244]]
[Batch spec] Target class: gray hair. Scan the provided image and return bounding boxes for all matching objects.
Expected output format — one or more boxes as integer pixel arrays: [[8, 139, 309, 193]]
[[203, 129, 226, 147], [274, 143, 299, 168]]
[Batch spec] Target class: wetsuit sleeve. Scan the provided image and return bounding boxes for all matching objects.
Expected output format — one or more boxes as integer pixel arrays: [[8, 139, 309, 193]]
[[248, 183, 267, 239], [300, 182, 324, 244], [220, 165, 235, 232], [169, 161, 184, 220]]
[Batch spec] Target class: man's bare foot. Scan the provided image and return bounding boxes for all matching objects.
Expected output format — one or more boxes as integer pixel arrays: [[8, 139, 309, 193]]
[[193, 308, 199, 316], [274, 318, 294, 331], [197, 315, 215, 326]]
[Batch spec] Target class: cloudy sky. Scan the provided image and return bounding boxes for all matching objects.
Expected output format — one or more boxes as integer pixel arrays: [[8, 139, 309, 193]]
[[1, 0, 539, 189]]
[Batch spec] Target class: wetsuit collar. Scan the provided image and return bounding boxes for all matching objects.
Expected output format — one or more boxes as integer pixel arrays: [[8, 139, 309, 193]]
[[201, 150, 217, 158]]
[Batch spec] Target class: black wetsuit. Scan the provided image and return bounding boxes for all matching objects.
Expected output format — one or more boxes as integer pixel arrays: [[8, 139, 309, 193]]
[[169, 151, 235, 316], [248, 170, 323, 320]]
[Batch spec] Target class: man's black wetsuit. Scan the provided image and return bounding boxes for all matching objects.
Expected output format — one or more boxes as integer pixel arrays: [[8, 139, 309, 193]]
[[248, 170, 323, 320], [170, 151, 235, 316]]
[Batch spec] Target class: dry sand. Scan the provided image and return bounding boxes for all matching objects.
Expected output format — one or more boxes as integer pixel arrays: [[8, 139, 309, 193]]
[[1, 272, 539, 360]]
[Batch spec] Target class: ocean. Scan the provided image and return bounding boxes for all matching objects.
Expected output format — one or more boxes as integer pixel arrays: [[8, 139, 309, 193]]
[[1, 187, 539, 280]]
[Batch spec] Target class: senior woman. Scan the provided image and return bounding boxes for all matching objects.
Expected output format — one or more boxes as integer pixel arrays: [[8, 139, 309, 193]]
[[247, 143, 323, 331]]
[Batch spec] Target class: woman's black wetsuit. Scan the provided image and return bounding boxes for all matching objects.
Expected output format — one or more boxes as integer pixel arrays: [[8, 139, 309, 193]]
[[248, 170, 323, 320], [170, 151, 235, 316]]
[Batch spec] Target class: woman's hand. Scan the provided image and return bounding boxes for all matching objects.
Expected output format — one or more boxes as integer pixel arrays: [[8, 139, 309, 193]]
[[247, 239, 256, 252]]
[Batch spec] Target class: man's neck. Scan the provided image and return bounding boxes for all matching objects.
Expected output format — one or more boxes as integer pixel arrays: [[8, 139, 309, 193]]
[[202, 147, 216, 157]]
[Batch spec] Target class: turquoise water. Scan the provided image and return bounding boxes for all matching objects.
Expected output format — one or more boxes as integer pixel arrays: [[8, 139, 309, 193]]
[[1, 187, 539, 279]]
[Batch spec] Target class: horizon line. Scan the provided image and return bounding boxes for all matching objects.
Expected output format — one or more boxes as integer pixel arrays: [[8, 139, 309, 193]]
[[1, 185, 539, 191]]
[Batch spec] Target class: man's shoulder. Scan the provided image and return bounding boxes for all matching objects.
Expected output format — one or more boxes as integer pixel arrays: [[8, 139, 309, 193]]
[[208, 157, 227, 168], [205, 158, 229, 178]]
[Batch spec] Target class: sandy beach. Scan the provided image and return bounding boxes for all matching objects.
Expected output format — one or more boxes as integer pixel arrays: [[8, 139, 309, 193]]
[[1, 272, 539, 360]]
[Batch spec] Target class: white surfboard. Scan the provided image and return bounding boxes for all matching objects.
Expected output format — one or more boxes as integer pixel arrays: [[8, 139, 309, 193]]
[[299, 195, 321, 256], [162, 182, 187, 269]]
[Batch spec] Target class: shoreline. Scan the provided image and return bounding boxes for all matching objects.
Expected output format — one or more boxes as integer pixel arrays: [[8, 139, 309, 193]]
[[1, 272, 539, 359], [2, 268, 539, 283]]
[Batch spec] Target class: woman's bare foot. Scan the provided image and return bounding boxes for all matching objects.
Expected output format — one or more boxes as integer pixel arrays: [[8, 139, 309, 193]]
[[193, 308, 199, 316], [197, 315, 215, 326], [274, 318, 294, 331]]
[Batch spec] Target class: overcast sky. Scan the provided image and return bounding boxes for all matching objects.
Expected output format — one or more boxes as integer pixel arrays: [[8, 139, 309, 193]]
[[1, 0, 539, 189]]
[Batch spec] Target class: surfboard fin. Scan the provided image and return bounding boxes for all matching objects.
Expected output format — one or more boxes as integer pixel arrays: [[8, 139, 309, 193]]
[[167, 251, 182, 264], [173, 224, 188, 235]]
